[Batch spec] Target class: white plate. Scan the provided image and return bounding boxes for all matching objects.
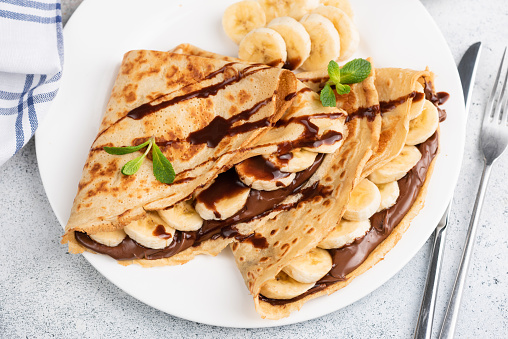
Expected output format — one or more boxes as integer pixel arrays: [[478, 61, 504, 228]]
[[36, 0, 465, 328]]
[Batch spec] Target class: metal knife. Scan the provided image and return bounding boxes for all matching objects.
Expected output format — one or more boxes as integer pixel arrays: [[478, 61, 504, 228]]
[[413, 41, 482, 339]]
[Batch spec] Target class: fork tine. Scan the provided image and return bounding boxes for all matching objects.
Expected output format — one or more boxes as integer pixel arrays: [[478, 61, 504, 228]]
[[503, 74, 508, 125], [486, 47, 508, 122], [495, 51, 508, 123]]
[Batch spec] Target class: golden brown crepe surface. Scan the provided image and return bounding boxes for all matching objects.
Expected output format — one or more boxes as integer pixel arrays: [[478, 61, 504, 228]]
[[64, 50, 297, 251], [231, 68, 382, 319]]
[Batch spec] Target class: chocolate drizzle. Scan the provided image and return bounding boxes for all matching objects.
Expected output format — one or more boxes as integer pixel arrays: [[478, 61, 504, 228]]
[[413, 91, 425, 103], [195, 170, 249, 219], [76, 154, 325, 260], [127, 64, 265, 121], [283, 57, 302, 71], [236, 156, 292, 182], [380, 92, 417, 114], [424, 80, 449, 122], [346, 105, 380, 122], [187, 97, 273, 148], [274, 113, 344, 154], [153, 225, 172, 239]]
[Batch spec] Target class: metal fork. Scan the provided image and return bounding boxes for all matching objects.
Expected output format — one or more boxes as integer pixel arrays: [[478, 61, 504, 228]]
[[439, 47, 508, 339]]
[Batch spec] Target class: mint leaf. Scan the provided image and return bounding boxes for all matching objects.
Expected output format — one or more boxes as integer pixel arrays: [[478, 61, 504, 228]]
[[120, 138, 152, 175], [104, 139, 151, 155], [121, 155, 146, 175], [335, 83, 351, 95], [151, 142, 175, 184], [320, 84, 336, 107], [339, 58, 372, 84], [327, 60, 341, 84]]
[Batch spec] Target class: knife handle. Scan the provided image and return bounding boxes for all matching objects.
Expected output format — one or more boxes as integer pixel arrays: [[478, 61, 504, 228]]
[[414, 222, 448, 339]]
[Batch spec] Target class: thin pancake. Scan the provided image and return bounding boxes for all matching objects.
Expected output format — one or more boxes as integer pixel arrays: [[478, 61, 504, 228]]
[[118, 53, 349, 267], [249, 67, 439, 319], [63, 50, 297, 253], [231, 68, 382, 319]]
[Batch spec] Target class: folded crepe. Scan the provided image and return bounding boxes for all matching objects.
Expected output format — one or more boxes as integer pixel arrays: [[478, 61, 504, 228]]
[[63, 48, 352, 267], [232, 66, 446, 319]]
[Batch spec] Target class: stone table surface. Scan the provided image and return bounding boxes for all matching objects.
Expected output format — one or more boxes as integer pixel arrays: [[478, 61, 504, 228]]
[[1, 0, 507, 338]]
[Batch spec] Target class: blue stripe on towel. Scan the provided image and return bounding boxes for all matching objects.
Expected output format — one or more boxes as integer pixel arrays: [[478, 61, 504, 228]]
[[15, 75, 34, 152], [0, 0, 60, 11], [0, 9, 61, 24]]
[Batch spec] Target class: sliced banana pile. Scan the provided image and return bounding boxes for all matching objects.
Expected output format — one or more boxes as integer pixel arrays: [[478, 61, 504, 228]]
[[223, 0, 359, 70]]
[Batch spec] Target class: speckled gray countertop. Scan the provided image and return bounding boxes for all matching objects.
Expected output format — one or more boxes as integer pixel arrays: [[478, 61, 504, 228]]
[[1, 0, 507, 338]]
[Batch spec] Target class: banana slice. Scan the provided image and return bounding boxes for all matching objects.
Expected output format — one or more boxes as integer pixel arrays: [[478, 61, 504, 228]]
[[267, 17, 311, 70], [238, 28, 287, 67], [259, 271, 315, 300], [89, 229, 126, 247], [320, 0, 354, 19], [369, 145, 422, 184], [263, 149, 318, 173], [343, 178, 381, 221], [318, 219, 371, 249], [312, 6, 359, 61], [235, 157, 296, 191], [376, 181, 400, 212], [299, 14, 341, 71], [282, 247, 333, 283], [258, 0, 320, 22], [123, 213, 175, 249], [158, 200, 203, 232], [409, 82, 426, 119], [406, 100, 439, 146], [222, 0, 266, 44], [195, 184, 251, 221]]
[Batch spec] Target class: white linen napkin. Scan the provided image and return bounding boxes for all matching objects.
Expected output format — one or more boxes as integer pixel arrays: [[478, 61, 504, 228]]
[[0, 0, 63, 166]]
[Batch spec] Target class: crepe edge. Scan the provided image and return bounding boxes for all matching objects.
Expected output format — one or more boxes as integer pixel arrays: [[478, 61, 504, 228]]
[[253, 130, 440, 319]]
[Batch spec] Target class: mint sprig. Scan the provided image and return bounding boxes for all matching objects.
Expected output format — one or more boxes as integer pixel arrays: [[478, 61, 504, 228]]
[[320, 59, 372, 107], [104, 137, 175, 184]]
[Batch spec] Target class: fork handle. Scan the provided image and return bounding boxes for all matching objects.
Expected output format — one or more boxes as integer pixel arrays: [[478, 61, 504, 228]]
[[414, 223, 447, 339], [439, 160, 493, 339]]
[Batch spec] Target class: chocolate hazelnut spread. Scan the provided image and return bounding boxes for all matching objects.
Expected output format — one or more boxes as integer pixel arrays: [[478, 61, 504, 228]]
[[260, 131, 439, 306], [236, 156, 292, 182], [260, 83, 448, 305], [75, 154, 325, 259]]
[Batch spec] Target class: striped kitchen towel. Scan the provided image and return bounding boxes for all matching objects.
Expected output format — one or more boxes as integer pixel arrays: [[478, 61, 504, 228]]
[[0, 0, 63, 167]]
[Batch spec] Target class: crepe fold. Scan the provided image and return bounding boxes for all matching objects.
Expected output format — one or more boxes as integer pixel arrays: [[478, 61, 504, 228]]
[[231, 68, 382, 319], [63, 50, 298, 255], [233, 67, 439, 319], [63, 47, 352, 267]]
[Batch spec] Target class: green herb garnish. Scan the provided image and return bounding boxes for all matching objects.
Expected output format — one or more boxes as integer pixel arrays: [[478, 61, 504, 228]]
[[104, 139, 151, 155], [151, 141, 176, 184], [320, 58, 372, 107], [104, 137, 175, 184]]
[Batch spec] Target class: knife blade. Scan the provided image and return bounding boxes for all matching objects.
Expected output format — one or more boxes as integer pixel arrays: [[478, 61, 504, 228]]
[[413, 41, 482, 339]]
